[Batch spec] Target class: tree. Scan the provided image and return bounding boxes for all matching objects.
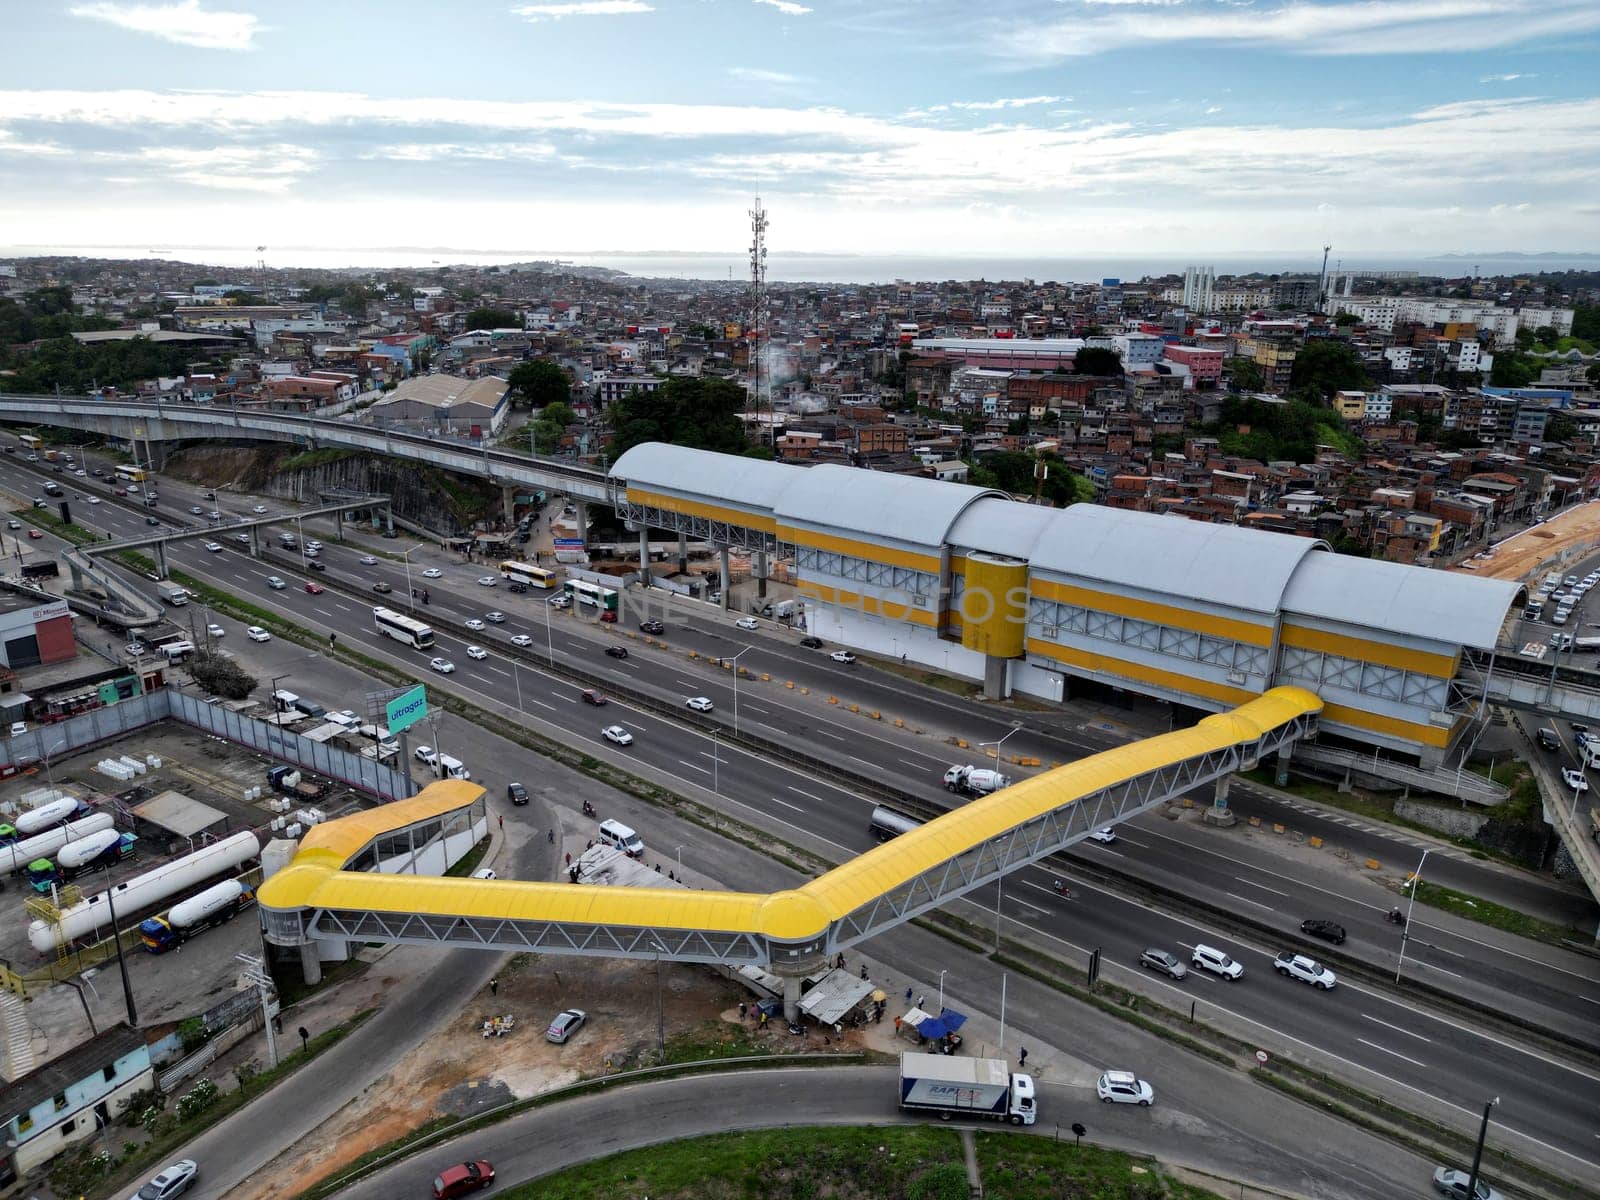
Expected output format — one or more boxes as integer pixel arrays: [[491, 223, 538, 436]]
[[507, 359, 570, 408], [609, 376, 751, 459], [1545, 413, 1577, 443], [1224, 356, 1265, 393], [530, 401, 577, 454], [221, 289, 262, 306], [189, 650, 257, 700], [1210, 395, 1357, 464], [1333, 311, 1360, 327], [1572, 304, 1600, 346], [1490, 352, 1540, 389], [967, 451, 1092, 506], [1289, 339, 1368, 402], [464, 307, 518, 332], [1073, 346, 1123, 377]]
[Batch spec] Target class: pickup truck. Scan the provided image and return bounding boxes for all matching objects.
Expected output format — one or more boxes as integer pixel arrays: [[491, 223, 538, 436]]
[[1274, 952, 1337, 989]]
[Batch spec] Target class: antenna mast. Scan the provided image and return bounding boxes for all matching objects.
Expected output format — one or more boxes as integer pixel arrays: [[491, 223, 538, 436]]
[[748, 197, 768, 433]]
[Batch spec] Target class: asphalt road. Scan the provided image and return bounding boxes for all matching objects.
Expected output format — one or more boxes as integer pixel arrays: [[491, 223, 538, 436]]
[[5, 445, 1600, 1170]]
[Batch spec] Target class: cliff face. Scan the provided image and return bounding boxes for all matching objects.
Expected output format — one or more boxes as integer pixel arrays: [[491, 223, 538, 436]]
[[163, 444, 496, 535]]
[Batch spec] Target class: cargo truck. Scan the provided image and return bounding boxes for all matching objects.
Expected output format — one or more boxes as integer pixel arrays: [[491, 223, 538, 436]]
[[898, 1052, 1035, 1125], [139, 879, 255, 953], [268, 765, 330, 802], [943, 765, 1011, 796]]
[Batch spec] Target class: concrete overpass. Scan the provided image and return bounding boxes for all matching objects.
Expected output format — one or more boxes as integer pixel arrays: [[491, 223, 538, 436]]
[[0, 393, 612, 508]]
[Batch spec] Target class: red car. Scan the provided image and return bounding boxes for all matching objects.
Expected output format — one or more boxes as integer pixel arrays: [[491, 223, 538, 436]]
[[304, 582, 324, 594], [433, 1160, 494, 1198], [27, 529, 43, 540]]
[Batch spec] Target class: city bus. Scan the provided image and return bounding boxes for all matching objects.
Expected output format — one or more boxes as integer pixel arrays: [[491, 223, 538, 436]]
[[115, 464, 148, 484], [498, 560, 557, 589], [17, 434, 42, 453], [372, 606, 435, 650], [564, 579, 619, 614]]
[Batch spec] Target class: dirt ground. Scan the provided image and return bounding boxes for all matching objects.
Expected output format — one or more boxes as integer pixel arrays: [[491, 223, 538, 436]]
[[1461, 501, 1600, 582], [224, 949, 895, 1200]]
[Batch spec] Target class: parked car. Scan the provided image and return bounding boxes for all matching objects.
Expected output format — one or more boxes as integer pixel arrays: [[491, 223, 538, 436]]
[[1138, 948, 1187, 980], [432, 1160, 495, 1199], [131, 1159, 199, 1199], [414, 745, 439, 766], [686, 696, 714, 712], [1095, 1070, 1153, 1106], [545, 1008, 587, 1044], [471, 868, 497, 880], [1299, 919, 1347, 945], [639, 619, 665, 635], [507, 782, 529, 806], [605, 645, 628, 659], [602, 724, 634, 746]]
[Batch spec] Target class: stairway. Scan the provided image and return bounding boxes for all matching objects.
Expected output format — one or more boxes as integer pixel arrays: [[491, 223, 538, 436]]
[[0, 989, 35, 1080]]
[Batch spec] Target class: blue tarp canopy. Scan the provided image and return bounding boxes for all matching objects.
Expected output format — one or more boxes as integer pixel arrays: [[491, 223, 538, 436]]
[[916, 1008, 968, 1039]]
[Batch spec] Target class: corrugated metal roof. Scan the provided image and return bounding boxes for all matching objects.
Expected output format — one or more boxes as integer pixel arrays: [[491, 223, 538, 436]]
[[1031, 507, 1328, 614], [779, 464, 1002, 549], [1281, 553, 1521, 650], [611, 443, 804, 512], [945, 497, 1058, 560], [260, 689, 1321, 944]]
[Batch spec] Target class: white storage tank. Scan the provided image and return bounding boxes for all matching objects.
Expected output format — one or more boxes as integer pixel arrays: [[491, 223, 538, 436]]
[[16, 798, 82, 836]]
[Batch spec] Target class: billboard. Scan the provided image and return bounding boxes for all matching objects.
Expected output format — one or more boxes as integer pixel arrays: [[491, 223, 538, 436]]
[[385, 685, 428, 734]]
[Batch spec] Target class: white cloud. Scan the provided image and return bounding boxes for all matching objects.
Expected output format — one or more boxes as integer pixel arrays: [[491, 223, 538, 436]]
[[753, 0, 813, 14], [1479, 72, 1531, 82], [68, 0, 262, 50], [993, 0, 1600, 58], [511, 0, 653, 19], [728, 67, 807, 84], [1203, 105, 1222, 113], [949, 95, 1065, 111]]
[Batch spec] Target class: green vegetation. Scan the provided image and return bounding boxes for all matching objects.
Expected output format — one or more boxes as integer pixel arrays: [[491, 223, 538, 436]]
[[1288, 338, 1369, 401], [968, 450, 1094, 506], [1222, 356, 1264, 392], [508, 358, 571, 408], [610, 375, 755, 459], [530, 400, 577, 455], [0, 285, 115, 348], [1072, 345, 1123, 377], [16, 506, 103, 547], [280, 447, 356, 471], [1407, 878, 1581, 947], [1209, 394, 1359, 463], [1490, 350, 1541, 389], [189, 649, 258, 699], [464, 306, 519, 331], [301, 282, 374, 316], [497, 1126, 1222, 1200]]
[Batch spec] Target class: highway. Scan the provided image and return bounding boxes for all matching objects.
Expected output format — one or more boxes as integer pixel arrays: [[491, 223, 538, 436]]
[[4, 444, 1600, 1171]]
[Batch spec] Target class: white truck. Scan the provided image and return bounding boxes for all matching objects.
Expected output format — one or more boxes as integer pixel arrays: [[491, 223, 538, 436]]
[[943, 765, 1011, 796], [898, 1052, 1035, 1125]]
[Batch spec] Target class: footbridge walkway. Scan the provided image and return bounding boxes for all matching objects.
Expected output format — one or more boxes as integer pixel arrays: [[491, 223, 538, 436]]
[[259, 688, 1321, 1017]]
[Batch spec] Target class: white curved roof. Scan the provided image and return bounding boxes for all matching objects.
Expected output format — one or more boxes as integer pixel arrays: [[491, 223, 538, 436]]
[[776, 465, 1002, 549], [1031, 507, 1327, 614], [611, 443, 804, 511], [1281, 553, 1520, 650], [946, 497, 1059, 561]]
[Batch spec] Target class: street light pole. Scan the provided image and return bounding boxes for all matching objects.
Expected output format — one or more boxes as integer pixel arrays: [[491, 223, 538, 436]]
[[728, 645, 753, 736], [1395, 847, 1430, 982], [543, 592, 554, 665], [1464, 1096, 1500, 1200], [937, 969, 947, 1013], [400, 545, 420, 613]]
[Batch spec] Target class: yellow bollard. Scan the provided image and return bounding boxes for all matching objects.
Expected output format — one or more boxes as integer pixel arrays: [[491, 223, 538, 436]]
[[828, 696, 838, 705], [868, 711, 880, 720], [849, 703, 860, 713], [894, 718, 905, 728], [786, 681, 795, 690], [1273, 823, 1286, 835], [1308, 836, 1323, 849], [1248, 815, 1261, 827], [1365, 858, 1382, 871], [799, 687, 809, 695]]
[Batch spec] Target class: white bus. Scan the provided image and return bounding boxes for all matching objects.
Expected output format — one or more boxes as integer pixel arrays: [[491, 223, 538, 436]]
[[499, 560, 558, 589], [373, 606, 435, 650], [564, 579, 619, 613]]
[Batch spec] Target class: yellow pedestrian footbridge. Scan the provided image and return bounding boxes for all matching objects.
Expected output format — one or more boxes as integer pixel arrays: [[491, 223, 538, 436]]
[[258, 687, 1321, 967]]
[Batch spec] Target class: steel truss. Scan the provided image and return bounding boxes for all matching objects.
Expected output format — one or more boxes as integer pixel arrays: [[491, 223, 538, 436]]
[[616, 498, 789, 557], [827, 708, 1317, 952]]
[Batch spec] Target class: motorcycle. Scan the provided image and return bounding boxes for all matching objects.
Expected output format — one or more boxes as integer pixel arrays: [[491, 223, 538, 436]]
[[1386, 908, 1406, 927], [581, 800, 596, 818]]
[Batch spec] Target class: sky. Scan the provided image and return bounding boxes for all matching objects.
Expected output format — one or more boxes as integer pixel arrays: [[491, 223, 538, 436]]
[[1, 0, 1598, 260]]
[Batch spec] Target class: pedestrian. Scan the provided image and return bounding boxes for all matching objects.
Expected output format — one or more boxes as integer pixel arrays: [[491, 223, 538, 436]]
[[859, 964, 867, 980], [497, 814, 503, 830], [1018, 1046, 1028, 1067], [875, 1005, 884, 1024], [836, 952, 845, 969], [916, 994, 924, 1010], [759, 1011, 768, 1028], [904, 987, 912, 1004], [654, 861, 661, 872], [894, 1015, 903, 1032], [547, 828, 554, 844], [564, 851, 571, 866], [738, 1000, 747, 1019], [668, 870, 675, 882], [490, 978, 498, 996]]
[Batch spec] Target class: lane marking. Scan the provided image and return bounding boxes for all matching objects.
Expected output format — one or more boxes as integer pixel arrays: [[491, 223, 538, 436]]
[[1233, 876, 1290, 897], [1361, 1013, 1431, 1043], [1223, 891, 1274, 912], [677, 759, 710, 774], [768, 795, 803, 813], [787, 786, 834, 805], [1356, 1037, 1428, 1070]]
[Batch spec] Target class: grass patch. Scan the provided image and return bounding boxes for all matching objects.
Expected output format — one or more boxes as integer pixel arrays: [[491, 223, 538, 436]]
[[280, 447, 356, 471], [116, 550, 159, 576], [856, 653, 982, 699], [17, 506, 104, 547], [1407, 878, 1584, 946], [498, 1125, 1224, 1200], [445, 835, 491, 878]]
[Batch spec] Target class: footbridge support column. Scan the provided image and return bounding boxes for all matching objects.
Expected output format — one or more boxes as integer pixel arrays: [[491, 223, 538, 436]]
[[334, 507, 345, 541], [1202, 774, 1238, 827], [638, 527, 651, 589], [249, 526, 261, 558], [718, 546, 730, 610], [298, 941, 322, 987], [155, 542, 169, 581], [677, 532, 688, 575], [755, 548, 768, 600], [1275, 744, 1293, 788]]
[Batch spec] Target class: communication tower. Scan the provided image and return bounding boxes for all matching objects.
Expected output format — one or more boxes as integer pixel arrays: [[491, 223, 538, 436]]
[[748, 197, 768, 424]]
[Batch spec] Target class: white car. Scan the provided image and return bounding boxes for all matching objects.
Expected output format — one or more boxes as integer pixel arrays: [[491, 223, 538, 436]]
[[1562, 767, 1588, 792], [207, 510, 222, 520], [735, 616, 760, 630], [1088, 827, 1117, 844], [203, 541, 223, 553], [359, 555, 378, 565], [87, 495, 102, 504], [1096, 1070, 1154, 1106], [1274, 952, 1338, 989], [1191, 943, 1244, 980], [465, 618, 486, 632], [129, 1158, 199, 1198], [125, 642, 146, 656], [830, 650, 857, 664], [414, 745, 439, 766], [246, 626, 271, 642], [423, 567, 443, 578], [429, 657, 455, 674], [602, 724, 634, 746], [266, 576, 286, 589], [548, 594, 572, 608], [206, 624, 225, 637], [477, 576, 497, 587], [510, 634, 533, 647], [471, 867, 497, 880], [303, 547, 319, 558], [252, 504, 268, 514], [466, 645, 488, 660], [686, 696, 714, 712], [485, 610, 506, 623], [305, 540, 323, 551]]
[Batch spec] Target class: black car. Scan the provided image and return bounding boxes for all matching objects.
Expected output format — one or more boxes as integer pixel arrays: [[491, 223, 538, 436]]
[[1300, 919, 1347, 945], [308, 560, 327, 572], [372, 581, 392, 594], [639, 620, 665, 635], [1571, 722, 1589, 738], [605, 646, 629, 659], [507, 782, 529, 806], [145, 515, 160, 526], [507, 582, 528, 594], [1536, 728, 1561, 752], [800, 636, 823, 649]]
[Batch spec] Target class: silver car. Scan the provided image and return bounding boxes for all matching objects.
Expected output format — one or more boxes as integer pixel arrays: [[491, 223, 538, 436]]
[[1432, 1167, 1503, 1200], [546, 1008, 587, 1044], [1139, 948, 1187, 980], [132, 1159, 198, 1198]]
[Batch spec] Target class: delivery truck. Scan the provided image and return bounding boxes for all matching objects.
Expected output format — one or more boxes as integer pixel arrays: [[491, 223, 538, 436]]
[[898, 1052, 1035, 1125]]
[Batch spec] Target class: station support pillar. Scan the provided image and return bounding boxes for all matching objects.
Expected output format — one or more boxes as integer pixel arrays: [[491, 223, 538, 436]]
[[334, 507, 344, 541], [718, 546, 731, 610], [982, 657, 1007, 700], [638, 527, 651, 589], [502, 485, 516, 526], [298, 941, 322, 986], [1202, 774, 1237, 827], [782, 974, 802, 1024], [575, 500, 588, 540], [755, 548, 768, 599], [677, 532, 688, 575], [1275, 744, 1293, 788]]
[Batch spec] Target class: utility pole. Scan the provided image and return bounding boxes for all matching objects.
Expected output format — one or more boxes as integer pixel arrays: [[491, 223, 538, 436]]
[[236, 953, 279, 1068], [748, 197, 768, 441], [1318, 244, 1332, 312]]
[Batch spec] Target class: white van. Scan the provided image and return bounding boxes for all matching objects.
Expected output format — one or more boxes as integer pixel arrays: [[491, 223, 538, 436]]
[[437, 754, 471, 781], [597, 818, 644, 857], [163, 586, 191, 606], [159, 640, 196, 665]]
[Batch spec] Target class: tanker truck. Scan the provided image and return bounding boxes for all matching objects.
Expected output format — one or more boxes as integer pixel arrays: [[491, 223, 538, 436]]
[[26, 829, 138, 892], [27, 831, 259, 954], [139, 879, 256, 953], [0, 812, 115, 877], [12, 797, 89, 837], [943, 765, 1011, 797]]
